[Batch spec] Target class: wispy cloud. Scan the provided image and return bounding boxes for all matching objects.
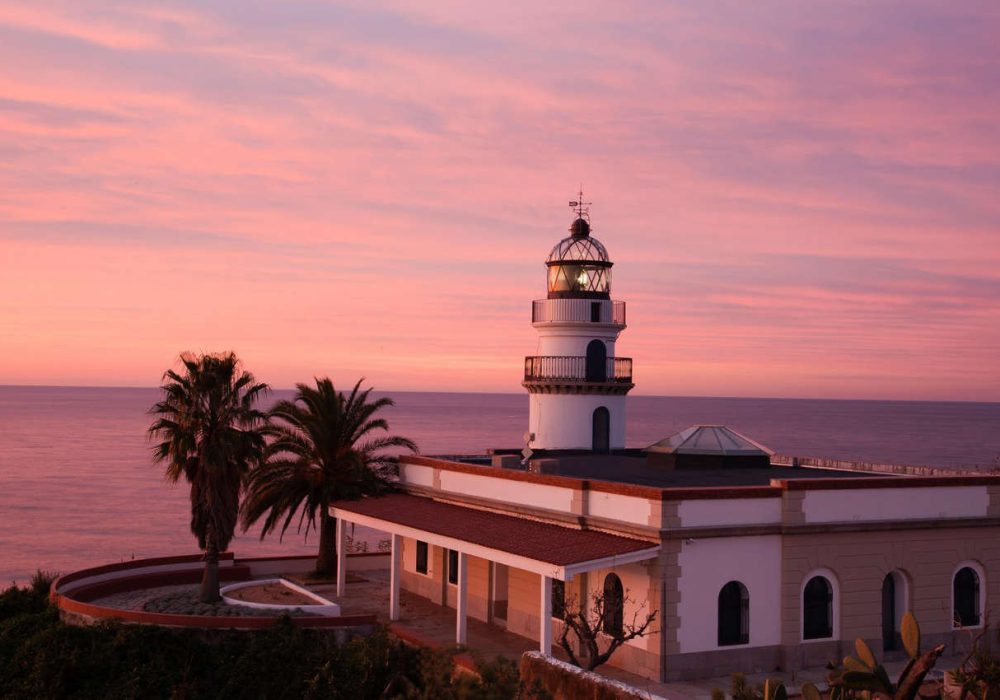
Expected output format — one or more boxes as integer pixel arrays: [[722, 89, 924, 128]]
[[0, 0, 997, 400]]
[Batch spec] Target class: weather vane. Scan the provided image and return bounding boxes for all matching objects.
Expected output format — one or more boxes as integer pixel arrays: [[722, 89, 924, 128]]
[[568, 186, 591, 220]]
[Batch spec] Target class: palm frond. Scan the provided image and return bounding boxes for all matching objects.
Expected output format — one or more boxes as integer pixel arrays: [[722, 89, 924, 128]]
[[242, 377, 417, 557], [148, 351, 269, 555]]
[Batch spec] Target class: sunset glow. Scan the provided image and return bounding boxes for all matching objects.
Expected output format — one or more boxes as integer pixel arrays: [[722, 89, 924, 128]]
[[1, 1, 998, 400]]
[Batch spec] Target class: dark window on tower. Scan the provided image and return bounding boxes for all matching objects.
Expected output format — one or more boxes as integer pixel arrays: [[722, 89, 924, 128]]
[[954, 567, 981, 627], [803, 576, 834, 639], [415, 541, 428, 574], [592, 406, 610, 453], [585, 339, 607, 382], [447, 549, 459, 585], [591, 302, 601, 322], [718, 581, 750, 646]]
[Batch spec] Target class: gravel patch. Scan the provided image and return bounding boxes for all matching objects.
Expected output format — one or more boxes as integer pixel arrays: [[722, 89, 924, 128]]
[[90, 584, 195, 611], [143, 589, 317, 617]]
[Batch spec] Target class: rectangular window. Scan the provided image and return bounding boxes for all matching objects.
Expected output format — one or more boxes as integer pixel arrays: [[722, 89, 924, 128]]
[[591, 302, 601, 322], [415, 541, 428, 575], [447, 549, 459, 585]]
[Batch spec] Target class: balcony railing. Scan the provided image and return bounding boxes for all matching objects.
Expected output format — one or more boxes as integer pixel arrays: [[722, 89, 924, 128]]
[[523, 355, 633, 383], [531, 299, 626, 325]]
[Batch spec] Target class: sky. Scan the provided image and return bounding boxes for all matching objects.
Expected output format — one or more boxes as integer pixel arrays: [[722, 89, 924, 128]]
[[1, 1, 999, 401]]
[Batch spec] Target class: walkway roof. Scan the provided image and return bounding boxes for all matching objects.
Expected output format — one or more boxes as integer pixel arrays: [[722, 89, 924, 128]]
[[330, 493, 660, 581]]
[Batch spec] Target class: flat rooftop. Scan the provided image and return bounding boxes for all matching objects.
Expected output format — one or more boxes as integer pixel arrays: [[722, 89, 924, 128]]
[[444, 452, 882, 489]]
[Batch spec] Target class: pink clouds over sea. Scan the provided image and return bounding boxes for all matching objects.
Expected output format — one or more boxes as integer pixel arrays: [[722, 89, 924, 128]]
[[1, 1, 998, 400]]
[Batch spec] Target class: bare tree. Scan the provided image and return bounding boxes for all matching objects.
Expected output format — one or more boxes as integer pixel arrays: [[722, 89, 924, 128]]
[[557, 590, 658, 671]]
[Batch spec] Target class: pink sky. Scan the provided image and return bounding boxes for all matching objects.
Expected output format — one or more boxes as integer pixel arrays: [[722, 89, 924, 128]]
[[1, 1, 998, 401]]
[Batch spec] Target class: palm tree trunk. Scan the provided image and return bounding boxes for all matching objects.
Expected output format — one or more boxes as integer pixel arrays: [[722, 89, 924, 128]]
[[315, 511, 337, 578], [200, 530, 221, 603]]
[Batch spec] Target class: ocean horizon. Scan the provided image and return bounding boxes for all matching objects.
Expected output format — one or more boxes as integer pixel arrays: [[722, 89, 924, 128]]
[[4, 383, 997, 404], [2, 385, 998, 584]]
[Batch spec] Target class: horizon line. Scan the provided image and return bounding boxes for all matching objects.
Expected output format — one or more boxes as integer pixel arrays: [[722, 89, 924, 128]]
[[1, 383, 997, 406]]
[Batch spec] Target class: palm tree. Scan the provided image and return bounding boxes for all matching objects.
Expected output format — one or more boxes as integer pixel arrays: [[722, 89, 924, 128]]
[[241, 378, 416, 577], [148, 352, 269, 603]]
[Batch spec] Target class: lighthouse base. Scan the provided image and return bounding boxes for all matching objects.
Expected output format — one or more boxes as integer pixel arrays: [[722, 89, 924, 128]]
[[528, 393, 626, 451]]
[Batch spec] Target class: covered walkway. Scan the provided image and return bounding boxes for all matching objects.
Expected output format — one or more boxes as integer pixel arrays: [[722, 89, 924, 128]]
[[330, 492, 660, 652], [311, 567, 675, 698]]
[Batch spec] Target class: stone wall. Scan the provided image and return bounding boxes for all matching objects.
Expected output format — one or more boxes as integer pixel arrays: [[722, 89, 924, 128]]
[[519, 651, 667, 700]]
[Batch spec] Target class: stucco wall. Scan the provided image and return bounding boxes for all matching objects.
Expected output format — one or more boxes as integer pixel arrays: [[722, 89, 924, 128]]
[[400, 536, 444, 604], [676, 535, 782, 654], [529, 393, 627, 451], [802, 486, 989, 523], [779, 525, 1000, 669], [438, 470, 575, 512], [505, 566, 542, 639], [587, 490, 652, 526], [534, 328, 620, 357], [580, 562, 661, 680], [678, 498, 781, 528]]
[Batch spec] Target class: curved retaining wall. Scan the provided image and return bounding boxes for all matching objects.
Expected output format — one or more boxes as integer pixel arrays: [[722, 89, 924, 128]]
[[51, 552, 386, 630]]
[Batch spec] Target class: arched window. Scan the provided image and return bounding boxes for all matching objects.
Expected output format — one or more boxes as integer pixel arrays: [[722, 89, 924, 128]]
[[881, 570, 909, 651], [603, 573, 624, 636], [882, 573, 897, 650], [954, 567, 981, 627], [718, 581, 749, 646], [803, 576, 833, 640]]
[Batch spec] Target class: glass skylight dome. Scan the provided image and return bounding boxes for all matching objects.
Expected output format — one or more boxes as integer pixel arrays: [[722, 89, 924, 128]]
[[546, 218, 613, 298]]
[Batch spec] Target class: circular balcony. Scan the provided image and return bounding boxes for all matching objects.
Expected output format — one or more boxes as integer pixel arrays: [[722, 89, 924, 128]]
[[522, 355, 634, 395], [531, 299, 626, 327]]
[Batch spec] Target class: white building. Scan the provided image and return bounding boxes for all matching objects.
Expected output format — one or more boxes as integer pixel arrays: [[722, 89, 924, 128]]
[[331, 203, 1000, 682]]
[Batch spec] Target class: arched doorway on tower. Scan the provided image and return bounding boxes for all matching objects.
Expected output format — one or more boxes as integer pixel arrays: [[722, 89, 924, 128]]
[[585, 340, 607, 382], [592, 406, 610, 453]]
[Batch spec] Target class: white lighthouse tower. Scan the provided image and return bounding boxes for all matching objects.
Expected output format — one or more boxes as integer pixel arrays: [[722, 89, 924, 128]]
[[523, 197, 633, 452]]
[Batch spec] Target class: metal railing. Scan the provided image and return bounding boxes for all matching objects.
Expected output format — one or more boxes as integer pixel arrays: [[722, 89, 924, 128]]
[[523, 355, 633, 383], [531, 299, 626, 325]]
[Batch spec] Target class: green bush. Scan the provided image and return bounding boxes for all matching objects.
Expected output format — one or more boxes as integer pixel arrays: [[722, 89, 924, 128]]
[[0, 578, 529, 699]]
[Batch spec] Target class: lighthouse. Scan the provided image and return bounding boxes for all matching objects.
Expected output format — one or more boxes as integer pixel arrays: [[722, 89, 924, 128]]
[[523, 197, 633, 452]]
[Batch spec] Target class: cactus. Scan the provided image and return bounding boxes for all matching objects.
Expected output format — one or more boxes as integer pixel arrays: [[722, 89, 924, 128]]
[[828, 612, 945, 700], [728, 673, 789, 700], [802, 682, 823, 700], [763, 678, 788, 700], [901, 610, 921, 659]]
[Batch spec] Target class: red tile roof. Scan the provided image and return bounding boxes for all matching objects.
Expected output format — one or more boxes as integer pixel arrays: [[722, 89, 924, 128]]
[[331, 493, 655, 566]]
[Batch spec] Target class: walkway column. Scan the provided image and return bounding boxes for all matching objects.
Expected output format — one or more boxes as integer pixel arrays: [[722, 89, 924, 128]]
[[389, 533, 402, 621], [336, 518, 347, 598], [540, 575, 552, 654], [456, 552, 468, 645]]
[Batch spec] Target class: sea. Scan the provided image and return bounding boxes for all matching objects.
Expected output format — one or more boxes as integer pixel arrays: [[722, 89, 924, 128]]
[[1, 386, 998, 585]]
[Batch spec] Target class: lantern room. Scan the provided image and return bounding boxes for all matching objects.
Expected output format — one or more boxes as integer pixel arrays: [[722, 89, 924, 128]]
[[545, 217, 613, 298]]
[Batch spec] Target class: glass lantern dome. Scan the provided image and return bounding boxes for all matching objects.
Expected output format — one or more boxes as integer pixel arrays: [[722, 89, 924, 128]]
[[546, 217, 613, 298]]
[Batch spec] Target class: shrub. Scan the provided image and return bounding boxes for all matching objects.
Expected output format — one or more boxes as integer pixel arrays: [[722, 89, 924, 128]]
[[0, 579, 531, 699]]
